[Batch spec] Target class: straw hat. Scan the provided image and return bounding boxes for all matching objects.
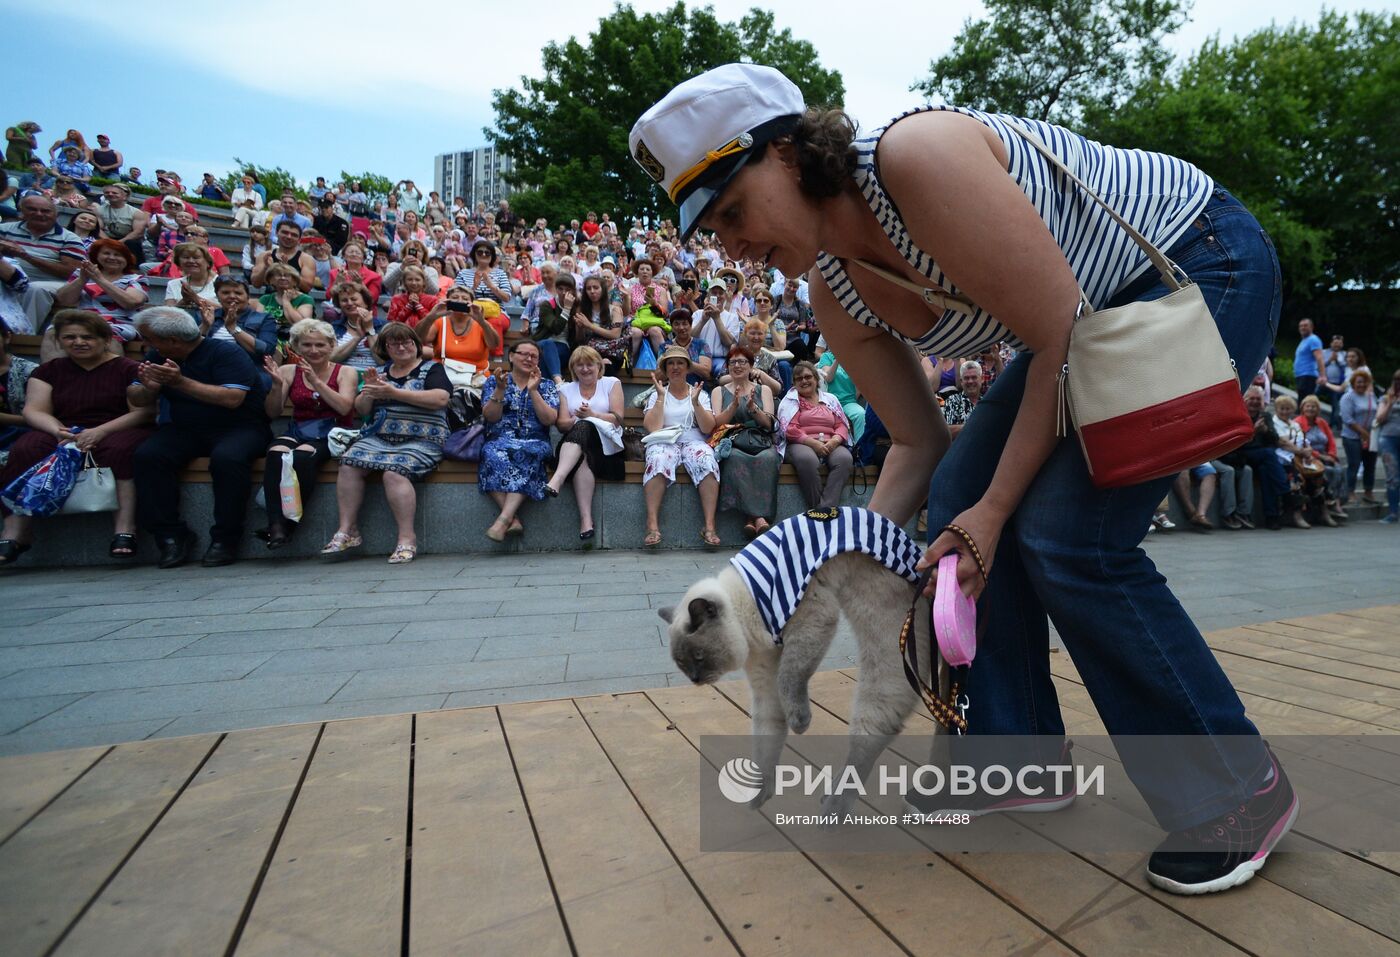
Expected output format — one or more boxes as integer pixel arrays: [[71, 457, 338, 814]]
[[657, 345, 693, 370], [714, 266, 745, 294]]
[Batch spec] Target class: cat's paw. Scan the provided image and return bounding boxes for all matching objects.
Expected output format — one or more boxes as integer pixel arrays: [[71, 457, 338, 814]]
[[786, 701, 812, 735]]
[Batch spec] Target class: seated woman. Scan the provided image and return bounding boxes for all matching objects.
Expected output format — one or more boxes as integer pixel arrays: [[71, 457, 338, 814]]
[[302, 233, 336, 292], [381, 240, 442, 296], [453, 240, 513, 303], [711, 346, 779, 539], [322, 322, 449, 564], [420, 286, 501, 369], [816, 348, 864, 444], [386, 265, 440, 327], [68, 210, 103, 249], [569, 274, 628, 376], [50, 239, 148, 360], [259, 319, 358, 548], [748, 285, 792, 393], [531, 272, 577, 386], [480, 340, 559, 541], [544, 346, 624, 543], [0, 311, 155, 564], [718, 319, 784, 395], [778, 360, 854, 510], [193, 276, 281, 362], [257, 263, 315, 338], [329, 241, 383, 300], [626, 261, 671, 366], [328, 282, 388, 371], [241, 226, 270, 278], [1295, 393, 1347, 521], [163, 242, 219, 311], [0, 323, 37, 468], [642, 345, 720, 548], [1270, 395, 1320, 529]]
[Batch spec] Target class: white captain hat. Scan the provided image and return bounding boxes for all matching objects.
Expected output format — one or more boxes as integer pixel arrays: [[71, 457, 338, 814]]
[[630, 63, 804, 241]]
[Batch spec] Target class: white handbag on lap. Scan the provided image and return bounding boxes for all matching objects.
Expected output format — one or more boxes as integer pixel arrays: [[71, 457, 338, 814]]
[[59, 452, 118, 514]]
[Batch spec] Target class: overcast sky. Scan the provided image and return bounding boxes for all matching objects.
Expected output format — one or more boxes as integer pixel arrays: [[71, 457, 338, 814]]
[[7, 0, 1383, 190]]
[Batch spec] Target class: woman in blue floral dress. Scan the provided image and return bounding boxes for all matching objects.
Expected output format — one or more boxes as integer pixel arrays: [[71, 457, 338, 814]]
[[481, 339, 559, 540]]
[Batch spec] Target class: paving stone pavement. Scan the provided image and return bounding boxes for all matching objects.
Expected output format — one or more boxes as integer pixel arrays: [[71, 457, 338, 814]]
[[1, 521, 1396, 755]]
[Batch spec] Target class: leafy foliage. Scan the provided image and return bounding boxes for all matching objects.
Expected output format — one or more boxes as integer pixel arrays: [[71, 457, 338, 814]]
[[488, 3, 843, 224], [913, 0, 1189, 124], [1083, 11, 1400, 297], [221, 158, 302, 201], [340, 171, 395, 206]]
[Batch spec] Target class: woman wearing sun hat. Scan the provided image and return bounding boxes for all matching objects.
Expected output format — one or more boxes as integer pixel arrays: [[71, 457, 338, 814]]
[[632, 63, 1289, 895]]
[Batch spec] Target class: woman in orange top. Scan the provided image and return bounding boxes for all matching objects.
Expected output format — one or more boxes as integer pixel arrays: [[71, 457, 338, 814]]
[[420, 286, 501, 371]]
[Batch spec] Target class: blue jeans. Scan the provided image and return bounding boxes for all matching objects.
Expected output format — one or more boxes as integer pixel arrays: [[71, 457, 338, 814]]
[[928, 187, 1281, 831], [1379, 435, 1400, 517], [536, 340, 571, 380], [1341, 436, 1376, 498]]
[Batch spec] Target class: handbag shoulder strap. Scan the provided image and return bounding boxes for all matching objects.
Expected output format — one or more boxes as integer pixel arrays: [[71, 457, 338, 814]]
[[845, 259, 978, 318], [1005, 121, 1184, 292]]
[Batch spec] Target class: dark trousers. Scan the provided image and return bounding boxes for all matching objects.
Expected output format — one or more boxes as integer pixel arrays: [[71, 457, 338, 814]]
[[1234, 447, 1288, 517], [135, 423, 270, 544], [1295, 374, 1317, 401], [262, 438, 331, 528]]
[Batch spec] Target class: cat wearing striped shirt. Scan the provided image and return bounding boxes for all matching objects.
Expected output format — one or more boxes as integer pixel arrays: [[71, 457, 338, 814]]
[[660, 507, 942, 813]]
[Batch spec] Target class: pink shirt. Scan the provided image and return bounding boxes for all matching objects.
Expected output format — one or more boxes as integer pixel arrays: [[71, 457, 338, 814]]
[[784, 397, 850, 443]]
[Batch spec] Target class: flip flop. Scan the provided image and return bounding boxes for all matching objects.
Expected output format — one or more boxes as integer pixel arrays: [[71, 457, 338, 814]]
[[643, 529, 662, 547], [387, 542, 418, 564], [700, 529, 721, 548]]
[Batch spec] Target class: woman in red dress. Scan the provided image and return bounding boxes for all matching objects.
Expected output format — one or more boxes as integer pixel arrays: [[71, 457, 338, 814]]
[[0, 310, 156, 564]]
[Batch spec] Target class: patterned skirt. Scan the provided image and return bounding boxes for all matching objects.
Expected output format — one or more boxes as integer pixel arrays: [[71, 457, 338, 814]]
[[342, 435, 444, 479]]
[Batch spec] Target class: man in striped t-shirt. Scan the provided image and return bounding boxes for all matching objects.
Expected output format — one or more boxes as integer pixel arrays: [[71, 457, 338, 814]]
[[0, 193, 84, 332]]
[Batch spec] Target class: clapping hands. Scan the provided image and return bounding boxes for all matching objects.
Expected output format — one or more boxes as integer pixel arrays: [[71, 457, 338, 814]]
[[137, 359, 182, 390], [360, 366, 394, 401]]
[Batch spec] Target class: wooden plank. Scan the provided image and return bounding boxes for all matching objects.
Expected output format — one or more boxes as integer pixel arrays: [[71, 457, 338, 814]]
[[408, 707, 570, 957], [1209, 628, 1400, 684], [0, 745, 109, 845], [499, 697, 732, 956], [1337, 606, 1400, 625], [755, 672, 1244, 956], [644, 682, 1080, 956], [54, 724, 319, 957], [579, 689, 916, 957], [1243, 621, 1400, 660], [235, 715, 410, 957], [0, 734, 218, 957]]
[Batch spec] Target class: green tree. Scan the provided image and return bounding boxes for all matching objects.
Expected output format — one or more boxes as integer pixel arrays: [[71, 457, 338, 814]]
[[1083, 11, 1400, 297], [222, 158, 302, 201], [489, 3, 844, 223], [913, 0, 1189, 123], [340, 171, 395, 207]]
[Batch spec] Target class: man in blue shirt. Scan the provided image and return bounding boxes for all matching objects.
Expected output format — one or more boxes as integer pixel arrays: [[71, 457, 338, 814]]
[[269, 190, 312, 233], [16, 158, 54, 194], [197, 173, 230, 202], [1293, 317, 1323, 401], [130, 306, 271, 568]]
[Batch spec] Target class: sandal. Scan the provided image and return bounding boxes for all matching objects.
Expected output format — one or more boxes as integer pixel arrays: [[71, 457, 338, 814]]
[[643, 529, 662, 547], [743, 522, 758, 540], [700, 529, 721, 548], [752, 519, 771, 536], [109, 533, 137, 559], [320, 531, 362, 556], [0, 539, 32, 566], [485, 520, 508, 542], [507, 518, 524, 537], [387, 542, 418, 564]]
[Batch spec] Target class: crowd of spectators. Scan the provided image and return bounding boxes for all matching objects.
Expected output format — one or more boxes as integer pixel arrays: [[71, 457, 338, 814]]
[[0, 122, 1395, 569]]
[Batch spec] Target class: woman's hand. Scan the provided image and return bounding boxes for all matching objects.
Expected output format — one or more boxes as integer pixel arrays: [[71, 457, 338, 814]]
[[526, 369, 542, 392], [575, 401, 592, 419], [689, 382, 703, 403], [71, 427, 105, 452], [263, 355, 281, 379], [651, 370, 666, 393], [917, 500, 1007, 601]]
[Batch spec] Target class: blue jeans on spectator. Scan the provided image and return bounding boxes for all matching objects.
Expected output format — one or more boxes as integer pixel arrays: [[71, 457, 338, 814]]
[[1378, 435, 1399, 517], [774, 359, 793, 395], [1233, 447, 1287, 518], [1341, 436, 1376, 500], [536, 340, 571, 381], [928, 187, 1280, 831]]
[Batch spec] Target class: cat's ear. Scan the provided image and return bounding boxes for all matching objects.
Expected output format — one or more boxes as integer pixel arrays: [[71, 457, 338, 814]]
[[687, 597, 718, 631], [657, 606, 674, 624]]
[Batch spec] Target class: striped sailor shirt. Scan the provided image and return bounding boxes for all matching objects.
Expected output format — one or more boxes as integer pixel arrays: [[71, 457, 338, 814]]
[[730, 506, 923, 642], [818, 105, 1214, 358]]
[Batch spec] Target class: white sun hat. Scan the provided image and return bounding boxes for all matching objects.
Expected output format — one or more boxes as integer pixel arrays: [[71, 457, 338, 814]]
[[630, 63, 805, 242]]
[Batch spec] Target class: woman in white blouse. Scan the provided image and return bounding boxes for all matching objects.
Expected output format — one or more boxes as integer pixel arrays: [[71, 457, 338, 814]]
[[544, 346, 625, 544]]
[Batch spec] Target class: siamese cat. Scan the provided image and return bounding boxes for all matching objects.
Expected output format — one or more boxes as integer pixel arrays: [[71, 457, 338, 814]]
[[660, 549, 946, 816]]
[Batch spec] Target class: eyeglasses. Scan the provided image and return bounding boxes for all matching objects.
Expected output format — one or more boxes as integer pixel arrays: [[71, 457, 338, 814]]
[[386, 338, 417, 349], [754, 297, 770, 303], [729, 358, 751, 367]]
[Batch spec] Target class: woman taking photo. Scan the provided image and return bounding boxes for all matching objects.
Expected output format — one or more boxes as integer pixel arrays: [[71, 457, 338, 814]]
[[322, 323, 449, 564], [479, 340, 559, 542], [544, 345, 624, 543], [382, 240, 442, 296], [420, 287, 500, 371], [635, 63, 1290, 894], [0, 311, 155, 564], [386, 265, 440, 328], [641, 345, 720, 548], [571, 274, 628, 375], [50, 239, 147, 359], [711, 345, 779, 538], [532, 272, 579, 386], [258, 318, 357, 548]]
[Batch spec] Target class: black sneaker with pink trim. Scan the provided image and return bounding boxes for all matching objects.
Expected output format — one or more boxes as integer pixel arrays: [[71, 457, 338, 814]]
[[1146, 745, 1298, 895], [903, 740, 1078, 819]]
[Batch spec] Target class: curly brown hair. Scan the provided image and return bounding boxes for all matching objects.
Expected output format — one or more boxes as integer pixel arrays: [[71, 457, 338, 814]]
[[784, 107, 858, 198]]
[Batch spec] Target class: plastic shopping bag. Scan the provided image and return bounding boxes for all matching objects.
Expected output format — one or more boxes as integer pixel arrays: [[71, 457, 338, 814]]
[[279, 454, 303, 522], [0, 445, 83, 516]]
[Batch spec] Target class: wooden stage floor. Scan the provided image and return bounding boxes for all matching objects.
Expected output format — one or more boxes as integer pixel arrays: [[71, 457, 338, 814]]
[[2, 607, 1399, 956]]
